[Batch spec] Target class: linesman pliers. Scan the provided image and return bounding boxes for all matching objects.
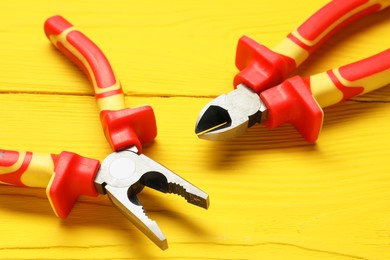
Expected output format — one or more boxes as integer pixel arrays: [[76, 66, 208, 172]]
[[195, 0, 390, 142], [0, 16, 209, 250]]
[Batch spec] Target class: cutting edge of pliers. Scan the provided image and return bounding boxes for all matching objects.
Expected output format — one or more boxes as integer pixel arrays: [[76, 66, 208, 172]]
[[195, 84, 267, 140]]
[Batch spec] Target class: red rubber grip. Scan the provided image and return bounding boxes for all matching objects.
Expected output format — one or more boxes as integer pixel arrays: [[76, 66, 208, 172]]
[[100, 106, 157, 152], [311, 48, 390, 107], [338, 49, 390, 82], [294, 0, 381, 54], [44, 16, 117, 90], [0, 149, 99, 219], [260, 48, 390, 142], [49, 151, 100, 218], [44, 16, 157, 153], [234, 36, 296, 94], [234, 0, 389, 94], [260, 76, 323, 143]]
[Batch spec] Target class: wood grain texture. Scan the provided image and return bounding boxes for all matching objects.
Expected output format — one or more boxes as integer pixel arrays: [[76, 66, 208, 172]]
[[0, 0, 390, 259]]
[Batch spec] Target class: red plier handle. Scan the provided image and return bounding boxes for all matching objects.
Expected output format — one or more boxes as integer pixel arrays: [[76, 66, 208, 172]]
[[0, 149, 99, 218], [44, 16, 156, 153], [235, 0, 390, 94], [260, 48, 390, 142]]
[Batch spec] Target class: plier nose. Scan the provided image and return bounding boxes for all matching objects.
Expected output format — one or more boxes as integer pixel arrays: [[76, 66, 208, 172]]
[[195, 84, 268, 140], [94, 146, 209, 250]]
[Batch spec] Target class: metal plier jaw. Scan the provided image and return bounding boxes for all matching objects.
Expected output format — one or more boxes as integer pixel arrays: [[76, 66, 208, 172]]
[[94, 146, 209, 250], [195, 84, 268, 140]]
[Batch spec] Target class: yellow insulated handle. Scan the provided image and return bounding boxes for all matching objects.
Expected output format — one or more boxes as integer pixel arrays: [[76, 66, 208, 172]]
[[0, 150, 54, 188], [0, 149, 100, 219], [273, 0, 390, 67], [259, 49, 390, 143], [44, 16, 157, 152], [308, 48, 390, 108], [235, 0, 390, 94]]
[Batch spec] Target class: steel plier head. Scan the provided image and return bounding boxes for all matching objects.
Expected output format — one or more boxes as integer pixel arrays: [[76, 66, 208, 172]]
[[195, 84, 268, 140], [94, 147, 209, 250]]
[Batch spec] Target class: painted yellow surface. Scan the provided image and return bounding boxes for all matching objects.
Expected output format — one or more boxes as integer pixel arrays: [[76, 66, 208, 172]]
[[0, 1, 390, 259]]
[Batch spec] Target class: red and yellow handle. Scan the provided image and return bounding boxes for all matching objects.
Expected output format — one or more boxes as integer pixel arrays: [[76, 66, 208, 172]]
[[310, 49, 390, 108], [235, 0, 390, 94], [0, 149, 100, 218], [44, 16, 157, 153], [260, 49, 390, 142]]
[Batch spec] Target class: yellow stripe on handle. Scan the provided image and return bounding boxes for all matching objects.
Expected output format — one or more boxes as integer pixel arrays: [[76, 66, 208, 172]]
[[44, 16, 125, 113], [273, 0, 390, 67], [234, 0, 390, 95], [309, 49, 390, 108], [259, 49, 390, 143], [0, 149, 100, 219], [44, 16, 158, 152], [0, 150, 54, 188]]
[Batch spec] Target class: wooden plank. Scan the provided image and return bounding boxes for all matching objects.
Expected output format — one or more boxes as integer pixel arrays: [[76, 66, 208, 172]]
[[1, 0, 390, 259], [0, 94, 390, 259]]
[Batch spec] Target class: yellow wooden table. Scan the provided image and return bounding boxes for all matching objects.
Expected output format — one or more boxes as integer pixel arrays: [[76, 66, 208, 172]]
[[1, 1, 390, 259]]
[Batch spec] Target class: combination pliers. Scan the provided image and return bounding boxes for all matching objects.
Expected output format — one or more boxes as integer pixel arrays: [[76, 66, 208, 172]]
[[195, 0, 390, 142], [0, 16, 209, 250]]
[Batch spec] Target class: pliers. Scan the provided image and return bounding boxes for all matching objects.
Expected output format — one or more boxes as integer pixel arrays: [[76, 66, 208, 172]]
[[0, 16, 209, 250], [195, 0, 390, 142]]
